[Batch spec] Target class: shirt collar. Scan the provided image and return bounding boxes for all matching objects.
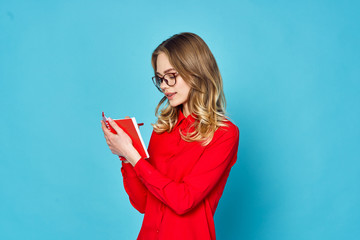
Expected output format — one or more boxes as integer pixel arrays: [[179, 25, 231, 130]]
[[177, 109, 196, 127]]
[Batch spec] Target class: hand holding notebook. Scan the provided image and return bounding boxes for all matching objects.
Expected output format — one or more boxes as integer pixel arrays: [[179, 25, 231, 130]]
[[102, 112, 149, 161]]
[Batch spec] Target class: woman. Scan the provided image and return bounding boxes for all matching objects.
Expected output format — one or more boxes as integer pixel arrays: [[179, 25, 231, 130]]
[[101, 32, 239, 240]]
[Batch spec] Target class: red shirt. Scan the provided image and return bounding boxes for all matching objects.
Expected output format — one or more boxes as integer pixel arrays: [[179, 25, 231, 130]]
[[121, 110, 239, 240]]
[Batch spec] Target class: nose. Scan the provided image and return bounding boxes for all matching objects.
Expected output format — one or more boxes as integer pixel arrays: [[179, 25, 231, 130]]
[[159, 79, 168, 92]]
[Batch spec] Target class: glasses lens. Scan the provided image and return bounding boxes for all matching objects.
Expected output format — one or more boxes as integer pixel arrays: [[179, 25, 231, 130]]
[[155, 76, 161, 85], [164, 73, 176, 86], [152, 76, 162, 91]]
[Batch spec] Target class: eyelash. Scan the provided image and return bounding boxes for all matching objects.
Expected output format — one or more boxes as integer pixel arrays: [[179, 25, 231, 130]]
[[157, 72, 177, 77]]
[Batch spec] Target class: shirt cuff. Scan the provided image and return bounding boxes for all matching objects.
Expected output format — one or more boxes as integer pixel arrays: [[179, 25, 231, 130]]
[[133, 158, 172, 190], [121, 161, 137, 177], [133, 158, 149, 180]]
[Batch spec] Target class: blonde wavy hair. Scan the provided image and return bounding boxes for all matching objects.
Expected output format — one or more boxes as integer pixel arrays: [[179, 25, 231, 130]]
[[151, 32, 227, 146]]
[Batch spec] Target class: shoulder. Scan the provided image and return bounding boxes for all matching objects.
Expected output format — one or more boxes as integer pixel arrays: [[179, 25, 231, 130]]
[[219, 119, 239, 136], [209, 119, 239, 146]]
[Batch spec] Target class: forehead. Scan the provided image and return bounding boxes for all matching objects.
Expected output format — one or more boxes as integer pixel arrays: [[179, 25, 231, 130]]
[[156, 52, 174, 73]]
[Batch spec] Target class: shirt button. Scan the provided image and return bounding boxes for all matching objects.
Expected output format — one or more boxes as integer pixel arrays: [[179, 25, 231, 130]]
[[156, 229, 159, 233]]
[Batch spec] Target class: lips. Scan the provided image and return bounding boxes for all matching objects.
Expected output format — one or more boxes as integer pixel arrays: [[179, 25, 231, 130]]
[[165, 92, 176, 99]]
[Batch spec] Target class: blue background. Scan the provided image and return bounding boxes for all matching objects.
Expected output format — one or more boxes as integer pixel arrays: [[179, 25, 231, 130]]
[[1, 0, 359, 239]]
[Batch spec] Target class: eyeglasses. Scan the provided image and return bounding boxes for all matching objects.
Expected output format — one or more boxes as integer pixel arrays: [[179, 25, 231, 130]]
[[152, 72, 178, 92]]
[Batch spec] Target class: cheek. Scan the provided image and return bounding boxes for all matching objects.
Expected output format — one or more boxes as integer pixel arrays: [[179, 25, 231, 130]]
[[183, 88, 191, 99], [183, 84, 191, 97], [177, 78, 191, 95]]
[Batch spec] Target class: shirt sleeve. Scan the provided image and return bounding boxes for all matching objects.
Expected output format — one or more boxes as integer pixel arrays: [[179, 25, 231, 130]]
[[121, 161, 148, 214], [133, 125, 239, 215]]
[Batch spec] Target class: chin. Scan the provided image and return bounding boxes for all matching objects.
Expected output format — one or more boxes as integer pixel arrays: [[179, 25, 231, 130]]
[[169, 100, 181, 108], [169, 102, 179, 108]]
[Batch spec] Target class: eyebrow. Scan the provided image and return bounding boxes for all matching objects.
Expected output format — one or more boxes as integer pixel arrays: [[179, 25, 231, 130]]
[[156, 68, 176, 75]]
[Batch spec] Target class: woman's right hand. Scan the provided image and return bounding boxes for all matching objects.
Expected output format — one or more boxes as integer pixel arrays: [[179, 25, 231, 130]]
[[101, 116, 140, 165]]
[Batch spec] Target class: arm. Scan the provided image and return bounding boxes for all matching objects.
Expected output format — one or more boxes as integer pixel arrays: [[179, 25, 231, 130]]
[[121, 162, 148, 214], [133, 126, 239, 215], [101, 119, 147, 213]]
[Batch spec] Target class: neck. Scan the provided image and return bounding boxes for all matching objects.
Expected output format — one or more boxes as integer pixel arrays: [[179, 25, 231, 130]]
[[182, 103, 190, 117]]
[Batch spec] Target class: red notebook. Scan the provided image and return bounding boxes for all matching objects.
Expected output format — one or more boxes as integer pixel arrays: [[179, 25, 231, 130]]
[[102, 112, 149, 159]]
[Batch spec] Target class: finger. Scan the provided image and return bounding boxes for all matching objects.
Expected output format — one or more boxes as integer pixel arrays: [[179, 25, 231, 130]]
[[124, 116, 130, 119], [101, 120, 108, 131], [101, 120, 112, 135], [101, 125, 111, 141], [104, 132, 109, 141], [108, 118, 125, 134]]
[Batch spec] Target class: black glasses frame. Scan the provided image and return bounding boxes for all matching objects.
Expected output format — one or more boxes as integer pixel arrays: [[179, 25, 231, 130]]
[[152, 72, 178, 92]]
